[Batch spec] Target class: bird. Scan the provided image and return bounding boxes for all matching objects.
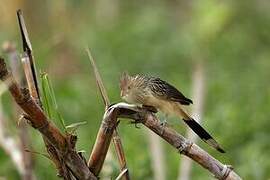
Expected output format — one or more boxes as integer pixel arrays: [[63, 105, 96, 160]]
[[119, 72, 225, 153]]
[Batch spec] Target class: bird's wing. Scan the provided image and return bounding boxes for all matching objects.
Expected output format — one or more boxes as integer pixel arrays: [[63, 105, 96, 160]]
[[149, 78, 193, 105]]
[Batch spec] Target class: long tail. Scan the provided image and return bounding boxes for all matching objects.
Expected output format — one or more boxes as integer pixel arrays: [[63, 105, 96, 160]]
[[175, 105, 225, 153]]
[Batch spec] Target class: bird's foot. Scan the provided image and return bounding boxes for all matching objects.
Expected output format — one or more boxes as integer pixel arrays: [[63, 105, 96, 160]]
[[159, 119, 168, 135], [160, 113, 169, 127], [160, 119, 168, 127], [130, 119, 142, 129]]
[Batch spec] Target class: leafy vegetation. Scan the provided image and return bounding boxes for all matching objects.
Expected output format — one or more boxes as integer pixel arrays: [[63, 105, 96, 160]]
[[0, 0, 269, 179]]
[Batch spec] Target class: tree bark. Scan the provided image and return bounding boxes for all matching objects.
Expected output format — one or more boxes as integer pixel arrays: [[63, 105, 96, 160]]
[[90, 102, 242, 180], [1, 55, 242, 179], [86, 48, 130, 179], [0, 57, 97, 180]]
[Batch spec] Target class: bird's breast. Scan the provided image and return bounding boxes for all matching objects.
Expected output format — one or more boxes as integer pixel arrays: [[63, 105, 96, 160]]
[[123, 94, 139, 104], [145, 95, 175, 115]]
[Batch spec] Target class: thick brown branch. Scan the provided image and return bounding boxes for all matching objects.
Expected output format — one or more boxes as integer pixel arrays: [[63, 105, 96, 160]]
[[91, 102, 242, 180], [88, 107, 119, 176], [17, 10, 73, 179], [21, 47, 68, 178], [18, 9, 63, 177], [86, 48, 130, 179], [137, 113, 237, 180], [0, 57, 97, 180]]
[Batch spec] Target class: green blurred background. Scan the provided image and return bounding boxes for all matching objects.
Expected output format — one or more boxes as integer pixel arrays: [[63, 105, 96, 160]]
[[0, 0, 270, 179]]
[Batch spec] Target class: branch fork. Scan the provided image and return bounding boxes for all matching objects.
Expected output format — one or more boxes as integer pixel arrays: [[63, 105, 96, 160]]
[[0, 9, 243, 178], [0, 57, 97, 180], [89, 102, 241, 180], [1, 49, 242, 179]]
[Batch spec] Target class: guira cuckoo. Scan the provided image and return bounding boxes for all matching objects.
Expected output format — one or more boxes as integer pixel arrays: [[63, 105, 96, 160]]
[[119, 72, 225, 153]]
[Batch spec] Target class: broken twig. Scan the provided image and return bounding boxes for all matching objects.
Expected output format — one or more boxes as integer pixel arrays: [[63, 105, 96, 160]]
[[86, 48, 130, 179], [0, 57, 97, 180]]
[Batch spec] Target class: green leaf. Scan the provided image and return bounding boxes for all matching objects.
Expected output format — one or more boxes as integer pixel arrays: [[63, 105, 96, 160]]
[[56, 111, 66, 131], [40, 72, 66, 131], [41, 73, 52, 119]]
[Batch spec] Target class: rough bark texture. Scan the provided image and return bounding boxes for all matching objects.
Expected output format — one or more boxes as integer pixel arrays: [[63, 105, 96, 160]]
[[88, 107, 119, 176], [0, 57, 97, 180], [86, 48, 130, 179], [90, 103, 242, 180], [1, 55, 242, 179], [17, 10, 77, 179]]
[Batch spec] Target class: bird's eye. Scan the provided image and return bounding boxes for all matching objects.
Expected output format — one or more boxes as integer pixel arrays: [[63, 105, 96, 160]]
[[127, 86, 131, 90]]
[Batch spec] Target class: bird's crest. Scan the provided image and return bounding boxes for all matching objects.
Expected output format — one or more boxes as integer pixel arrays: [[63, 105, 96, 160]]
[[119, 71, 130, 90]]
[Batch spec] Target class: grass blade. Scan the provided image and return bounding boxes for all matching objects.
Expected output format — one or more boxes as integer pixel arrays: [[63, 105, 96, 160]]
[[40, 72, 66, 131]]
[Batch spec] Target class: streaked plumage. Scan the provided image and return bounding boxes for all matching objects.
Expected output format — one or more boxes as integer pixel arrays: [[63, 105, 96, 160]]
[[120, 72, 225, 153]]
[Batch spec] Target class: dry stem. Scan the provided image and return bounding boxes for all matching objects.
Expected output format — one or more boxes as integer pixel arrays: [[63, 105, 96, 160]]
[[17, 10, 74, 179], [92, 102, 242, 180], [0, 57, 97, 180], [86, 48, 130, 179]]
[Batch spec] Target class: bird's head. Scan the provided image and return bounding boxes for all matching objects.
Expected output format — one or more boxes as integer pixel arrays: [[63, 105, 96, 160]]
[[120, 72, 147, 103], [119, 71, 133, 100]]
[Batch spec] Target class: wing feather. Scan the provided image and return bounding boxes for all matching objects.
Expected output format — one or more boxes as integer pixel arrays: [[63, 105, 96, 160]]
[[149, 78, 193, 105]]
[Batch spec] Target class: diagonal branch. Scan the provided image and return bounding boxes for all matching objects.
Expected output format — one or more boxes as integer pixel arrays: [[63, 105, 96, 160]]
[[91, 102, 242, 180], [17, 9, 40, 101], [86, 48, 130, 179], [17, 10, 73, 179], [0, 57, 97, 180], [88, 103, 120, 176]]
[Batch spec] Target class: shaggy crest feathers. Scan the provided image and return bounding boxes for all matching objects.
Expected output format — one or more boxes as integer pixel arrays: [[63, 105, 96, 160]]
[[119, 71, 130, 90], [120, 72, 149, 90]]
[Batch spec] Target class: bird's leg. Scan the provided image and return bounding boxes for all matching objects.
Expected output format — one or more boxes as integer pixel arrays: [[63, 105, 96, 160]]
[[160, 114, 168, 127], [130, 117, 143, 129], [129, 112, 144, 129], [130, 106, 152, 128]]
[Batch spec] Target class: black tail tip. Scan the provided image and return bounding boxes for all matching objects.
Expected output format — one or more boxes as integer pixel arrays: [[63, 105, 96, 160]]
[[180, 98, 193, 105], [186, 98, 193, 104], [217, 147, 226, 153]]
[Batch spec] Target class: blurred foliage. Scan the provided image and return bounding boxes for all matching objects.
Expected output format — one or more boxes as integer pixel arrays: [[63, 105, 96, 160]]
[[0, 0, 270, 179]]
